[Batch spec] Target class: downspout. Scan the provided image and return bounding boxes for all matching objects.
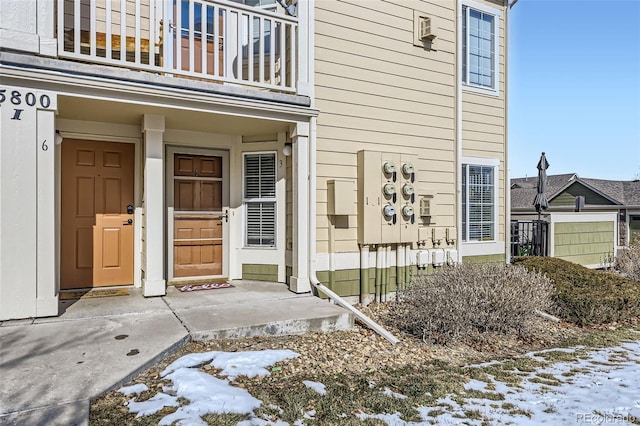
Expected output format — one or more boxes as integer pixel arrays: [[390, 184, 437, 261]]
[[456, 0, 464, 259], [308, 117, 399, 344]]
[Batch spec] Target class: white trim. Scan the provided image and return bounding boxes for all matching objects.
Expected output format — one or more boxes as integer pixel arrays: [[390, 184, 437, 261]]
[[459, 241, 505, 257], [461, 156, 499, 167], [549, 212, 618, 223], [628, 211, 640, 246], [461, 156, 500, 247], [460, 0, 501, 96]]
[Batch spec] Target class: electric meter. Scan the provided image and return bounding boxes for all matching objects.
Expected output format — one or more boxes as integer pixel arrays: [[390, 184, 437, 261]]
[[383, 183, 396, 196], [383, 204, 396, 218], [402, 204, 414, 218], [382, 162, 396, 175], [402, 183, 415, 196], [402, 162, 415, 175]]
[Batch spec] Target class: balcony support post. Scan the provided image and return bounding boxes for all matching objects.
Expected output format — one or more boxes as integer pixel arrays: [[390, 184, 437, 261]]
[[142, 114, 166, 297]]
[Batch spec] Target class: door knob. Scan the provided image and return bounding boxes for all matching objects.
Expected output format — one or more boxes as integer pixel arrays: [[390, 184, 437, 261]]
[[123, 218, 133, 225]]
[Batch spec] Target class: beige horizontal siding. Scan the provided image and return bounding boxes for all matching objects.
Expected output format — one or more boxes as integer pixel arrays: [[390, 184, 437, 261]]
[[316, 0, 506, 255], [316, 129, 455, 151]]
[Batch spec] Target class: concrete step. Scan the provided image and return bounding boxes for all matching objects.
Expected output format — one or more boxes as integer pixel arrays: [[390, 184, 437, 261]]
[[168, 295, 354, 340]]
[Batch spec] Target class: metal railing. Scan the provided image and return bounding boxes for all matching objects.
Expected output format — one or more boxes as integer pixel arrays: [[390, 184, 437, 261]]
[[57, 0, 298, 92], [510, 220, 549, 258]]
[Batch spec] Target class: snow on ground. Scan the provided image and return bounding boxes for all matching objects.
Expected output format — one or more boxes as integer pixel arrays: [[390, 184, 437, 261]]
[[303, 380, 326, 395], [118, 383, 148, 396], [121, 350, 298, 425], [121, 342, 640, 425], [359, 340, 640, 425]]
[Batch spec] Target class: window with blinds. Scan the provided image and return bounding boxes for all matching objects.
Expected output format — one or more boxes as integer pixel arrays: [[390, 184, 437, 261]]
[[462, 164, 495, 242], [244, 153, 276, 247]]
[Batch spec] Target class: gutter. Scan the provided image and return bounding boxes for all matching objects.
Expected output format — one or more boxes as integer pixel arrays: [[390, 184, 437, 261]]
[[307, 117, 400, 345]]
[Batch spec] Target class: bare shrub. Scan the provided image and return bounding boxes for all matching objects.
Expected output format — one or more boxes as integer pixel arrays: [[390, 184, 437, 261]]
[[387, 263, 553, 344], [615, 244, 640, 282]]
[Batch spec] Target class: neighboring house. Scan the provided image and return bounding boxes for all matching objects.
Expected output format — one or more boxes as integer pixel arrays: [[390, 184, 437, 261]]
[[0, 0, 510, 321], [511, 173, 640, 268]]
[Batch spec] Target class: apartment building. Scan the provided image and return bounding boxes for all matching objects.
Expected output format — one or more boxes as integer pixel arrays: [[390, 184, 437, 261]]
[[0, 0, 510, 320]]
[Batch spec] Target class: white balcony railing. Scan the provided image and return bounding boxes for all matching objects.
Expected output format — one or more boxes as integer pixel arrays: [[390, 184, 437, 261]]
[[57, 0, 298, 93]]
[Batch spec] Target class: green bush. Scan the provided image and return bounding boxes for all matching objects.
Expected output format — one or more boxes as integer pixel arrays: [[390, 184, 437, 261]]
[[512, 256, 640, 326], [388, 263, 553, 344]]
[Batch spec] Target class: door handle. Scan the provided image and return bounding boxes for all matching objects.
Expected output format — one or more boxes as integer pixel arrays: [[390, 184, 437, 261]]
[[123, 219, 133, 225]]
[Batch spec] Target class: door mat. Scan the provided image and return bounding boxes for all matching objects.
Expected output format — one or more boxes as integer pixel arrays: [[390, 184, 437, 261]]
[[175, 282, 234, 292], [60, 288, 130, 300]]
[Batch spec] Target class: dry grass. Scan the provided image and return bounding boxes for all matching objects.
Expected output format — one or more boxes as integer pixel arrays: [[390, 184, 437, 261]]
[[90, 298, 640, 426]]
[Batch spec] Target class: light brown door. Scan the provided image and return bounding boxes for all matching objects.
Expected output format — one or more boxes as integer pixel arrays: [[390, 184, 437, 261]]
[[61, 139, 134, 289], [173, 154, 224, 277]]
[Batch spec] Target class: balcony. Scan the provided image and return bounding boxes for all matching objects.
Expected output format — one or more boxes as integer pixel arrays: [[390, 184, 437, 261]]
[[57, 0, 299, 93]]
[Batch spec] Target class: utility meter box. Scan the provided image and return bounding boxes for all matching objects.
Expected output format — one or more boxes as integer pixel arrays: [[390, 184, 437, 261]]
[[358, 151, 419, 245], [398, 153, 418, 243], [328, 179, 356, 216], [358, 150, 401, 244]]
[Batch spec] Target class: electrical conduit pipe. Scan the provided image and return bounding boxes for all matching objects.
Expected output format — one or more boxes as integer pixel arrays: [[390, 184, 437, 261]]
[[307, 117, 399, 344]]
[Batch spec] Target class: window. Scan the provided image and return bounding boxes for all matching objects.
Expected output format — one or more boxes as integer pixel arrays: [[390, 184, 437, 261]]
[[244, 153, 276, 247], [462, 164, 496, 242], [462, 3, 499, 91]]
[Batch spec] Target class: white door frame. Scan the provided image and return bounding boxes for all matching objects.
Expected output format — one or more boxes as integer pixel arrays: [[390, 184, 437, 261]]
[[165, 146, 230, 282]]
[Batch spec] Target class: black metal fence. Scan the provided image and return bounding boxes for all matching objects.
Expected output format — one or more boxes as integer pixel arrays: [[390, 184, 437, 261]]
[[510, 220, 549, 258]]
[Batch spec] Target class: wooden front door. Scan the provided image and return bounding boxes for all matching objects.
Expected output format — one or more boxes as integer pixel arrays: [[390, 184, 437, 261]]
[[61, 139, 134, 289], [173, 153, 224, 278]]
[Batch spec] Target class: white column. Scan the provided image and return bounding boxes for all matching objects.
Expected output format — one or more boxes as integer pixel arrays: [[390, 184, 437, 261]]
[[290, 121, 311, 293], [36, 106, 58, 315], [37, 0, 57, 56], [296, 0, 314, 98], [0, 86, 57, 320], [142, 115, 166, 297]]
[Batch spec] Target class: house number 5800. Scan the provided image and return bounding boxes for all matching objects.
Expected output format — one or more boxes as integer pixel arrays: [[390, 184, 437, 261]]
[[0, 88, 52, 121]]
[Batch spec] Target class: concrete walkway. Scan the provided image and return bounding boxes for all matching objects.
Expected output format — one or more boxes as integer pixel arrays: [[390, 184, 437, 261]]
[[0, 281, 352, 425]]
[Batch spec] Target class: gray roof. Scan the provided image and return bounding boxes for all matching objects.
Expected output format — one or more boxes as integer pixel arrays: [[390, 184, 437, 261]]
[[511, 174, 640, 209]]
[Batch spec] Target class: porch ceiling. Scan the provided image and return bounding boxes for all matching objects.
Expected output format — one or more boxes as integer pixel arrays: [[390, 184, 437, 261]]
[[57, 96, 291, 137]]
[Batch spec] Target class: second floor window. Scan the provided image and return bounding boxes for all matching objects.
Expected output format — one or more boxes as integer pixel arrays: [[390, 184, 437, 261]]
[[462, 4, 498, 91]]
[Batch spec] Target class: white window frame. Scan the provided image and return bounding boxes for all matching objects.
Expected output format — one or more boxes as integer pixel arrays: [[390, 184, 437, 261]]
[[460, 0, 501, 96], [243, 151, 277, 248], [461, 157, 502, 256]]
